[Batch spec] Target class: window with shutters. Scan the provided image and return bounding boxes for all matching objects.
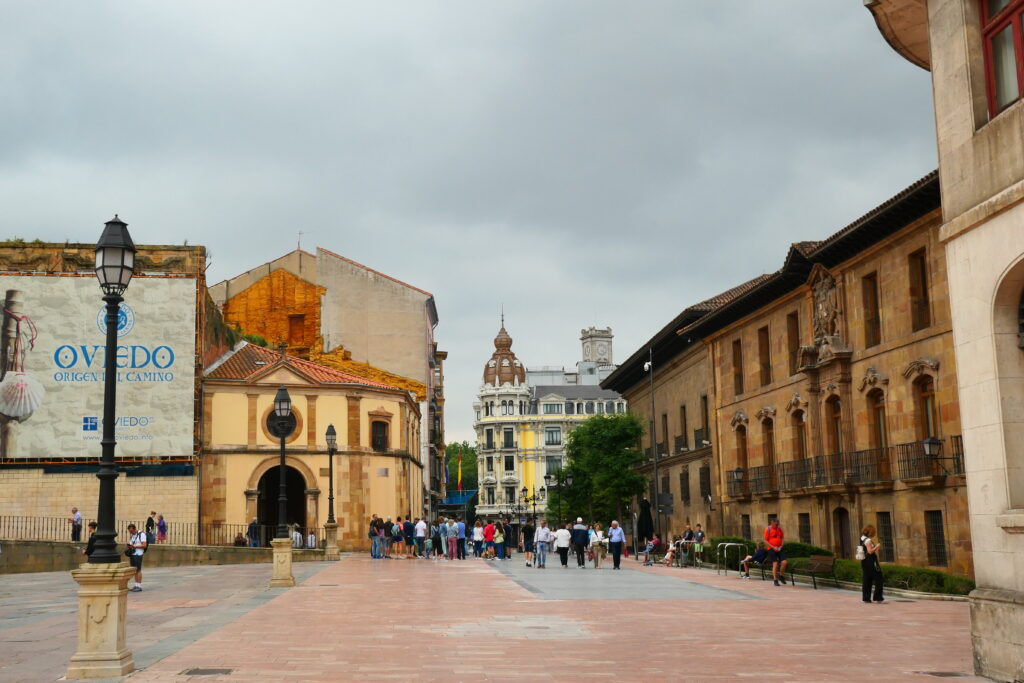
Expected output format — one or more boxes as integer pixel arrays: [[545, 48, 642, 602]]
[[909, 249, 931, 331], [758, 325, 772, 386], [786, 311, 801, 375], [862, 272, 881, 347]]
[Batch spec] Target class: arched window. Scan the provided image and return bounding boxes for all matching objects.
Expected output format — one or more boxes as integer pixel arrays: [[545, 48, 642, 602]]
[[577, 402, 584, 414], [792, 410, 807, 459], [371, 421, 389, 453], [736, 425, 748, 470], [586, 402, 595, 414], [826, 397, 843, 454], [915, 376, 938, 439], [867, 389, 888, 448]]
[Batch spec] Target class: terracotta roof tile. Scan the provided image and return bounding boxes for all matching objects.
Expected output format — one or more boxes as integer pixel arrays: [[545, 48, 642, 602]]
[[207, 343, 397, 390], [689, 273, 776, 312]]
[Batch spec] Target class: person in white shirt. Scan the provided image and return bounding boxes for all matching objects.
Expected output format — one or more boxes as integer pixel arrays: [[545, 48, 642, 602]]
[[291, 526, 302, 549], [472, 521, 485, 557], [415, 518, 428, 558], [306, 531, 317, 549], [126, 523, 148, 592], [590, 523, 608, 569], [553, 524, 573, 568], [533, 520, 553, 568]]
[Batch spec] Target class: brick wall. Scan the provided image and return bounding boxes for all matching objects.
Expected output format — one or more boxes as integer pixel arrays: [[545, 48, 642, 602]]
[[0, 469, 198, 527]]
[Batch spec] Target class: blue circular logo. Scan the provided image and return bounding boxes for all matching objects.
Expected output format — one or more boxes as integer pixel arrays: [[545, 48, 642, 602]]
[[96, 303, 135, 338]]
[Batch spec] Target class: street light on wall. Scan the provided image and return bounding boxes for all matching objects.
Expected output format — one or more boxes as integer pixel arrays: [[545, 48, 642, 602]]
[[90, 215, 136, 564], [922, 436, 943, 458]]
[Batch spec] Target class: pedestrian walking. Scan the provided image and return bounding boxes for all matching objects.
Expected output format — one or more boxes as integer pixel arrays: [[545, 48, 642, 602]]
[[608, 520, 626, 569], [533, 520, 551, 568], [248, 517, 261, 548], [446, 519, 459, 561], [69, 507, 83, 542], [415, 516, 428, 558], [156, 514, 167, 543], [764, 518, 788, 586], [554, 523, 572, 568], [457, 517, 467, 560], [859, 524, 885, 603], [693, 523, 706, 565], [494, 521, 506, 560], [590, 523, 607, 569], [81, 521, 98, 557], [125, 523, 147, 592], [472, 520, 484, 557], [521, 519, 535, 567], [571, 517, 589, 568], [145, 511, 157, 545]]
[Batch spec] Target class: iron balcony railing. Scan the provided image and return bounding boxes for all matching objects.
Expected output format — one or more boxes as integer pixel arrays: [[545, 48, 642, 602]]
[[894, 440, 964, 479], [748, 464, 776, 494], [727, 475, 749, 497], [674, 435, 689, 452], [693, 428, 710, 448]]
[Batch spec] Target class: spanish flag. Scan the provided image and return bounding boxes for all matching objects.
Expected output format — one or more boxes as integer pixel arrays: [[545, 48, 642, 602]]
[[457, 451, 463, 492]]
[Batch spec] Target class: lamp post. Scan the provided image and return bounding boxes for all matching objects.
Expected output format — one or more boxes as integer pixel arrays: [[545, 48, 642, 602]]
[[67, 215, 137, 679], [543, 471, 573, 526], [521, 486, 544, 525], [268, 386, 296, 587], [324, 424, 340, 561], [645, 348, 661, 539]]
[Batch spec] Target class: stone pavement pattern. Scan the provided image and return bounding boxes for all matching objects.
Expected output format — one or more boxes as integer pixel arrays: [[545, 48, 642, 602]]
[[0, 555, 979, 681]]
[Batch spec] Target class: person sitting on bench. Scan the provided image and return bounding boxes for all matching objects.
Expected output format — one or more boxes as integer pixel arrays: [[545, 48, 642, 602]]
[[642, 533, 661, 566], [739, 541, 770, 578]]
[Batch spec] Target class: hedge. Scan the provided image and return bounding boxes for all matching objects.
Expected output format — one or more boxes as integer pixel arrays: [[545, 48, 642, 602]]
[[787, 557, 975, 596], [707, 536, 832, 559]]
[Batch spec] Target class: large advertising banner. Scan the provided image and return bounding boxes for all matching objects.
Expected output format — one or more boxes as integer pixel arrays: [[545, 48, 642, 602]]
[[0, 275, 196, 458]]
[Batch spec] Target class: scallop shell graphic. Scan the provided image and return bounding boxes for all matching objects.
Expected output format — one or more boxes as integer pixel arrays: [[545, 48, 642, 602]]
[[0, 371, 45, 421]]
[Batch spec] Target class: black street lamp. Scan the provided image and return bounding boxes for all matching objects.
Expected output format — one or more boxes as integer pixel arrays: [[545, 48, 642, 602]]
[[273, 386, 293, 539], [543, 471, 573, 526], [90, 215, 135, 564], [326, 424, 337, 525], [521, 485, 544, 524]]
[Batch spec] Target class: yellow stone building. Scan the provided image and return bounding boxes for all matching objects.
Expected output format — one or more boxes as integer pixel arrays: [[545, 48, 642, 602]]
[[202, 341, 422, 550]]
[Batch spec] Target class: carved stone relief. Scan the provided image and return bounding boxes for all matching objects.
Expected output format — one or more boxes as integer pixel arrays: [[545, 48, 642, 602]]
[[857, 366, 889, 392], [730, 410, 749, 428], [901, 357, 939, 378]]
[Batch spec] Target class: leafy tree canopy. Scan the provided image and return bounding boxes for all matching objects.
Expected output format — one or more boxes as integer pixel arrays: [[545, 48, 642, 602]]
[[546, 413, 646, 527]]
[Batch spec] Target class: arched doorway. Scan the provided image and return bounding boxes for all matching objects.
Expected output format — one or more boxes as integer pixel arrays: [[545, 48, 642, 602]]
[[257, 465, 307, 534], [832, 506, 852, 559]]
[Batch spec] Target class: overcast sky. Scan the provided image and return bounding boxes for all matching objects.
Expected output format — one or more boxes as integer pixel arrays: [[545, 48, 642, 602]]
[[0, 2, 936, 444]]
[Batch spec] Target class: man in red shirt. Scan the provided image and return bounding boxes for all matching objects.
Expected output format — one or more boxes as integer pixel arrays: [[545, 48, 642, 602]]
[[763, 518, 788, 586], [483, 520, 497, 560]]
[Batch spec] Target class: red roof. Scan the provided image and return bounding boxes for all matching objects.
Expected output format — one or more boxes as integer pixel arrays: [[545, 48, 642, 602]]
[[207, 343, 397, 390]]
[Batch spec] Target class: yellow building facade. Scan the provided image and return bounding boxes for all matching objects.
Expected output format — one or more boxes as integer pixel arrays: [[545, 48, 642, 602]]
[[202, 342, 422, 550]]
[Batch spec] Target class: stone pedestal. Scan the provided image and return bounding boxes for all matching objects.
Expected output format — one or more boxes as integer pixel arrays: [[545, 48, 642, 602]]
[[269, 537, 295, 588], [66, 562, 136, 680], [324, 521, 340, 561]]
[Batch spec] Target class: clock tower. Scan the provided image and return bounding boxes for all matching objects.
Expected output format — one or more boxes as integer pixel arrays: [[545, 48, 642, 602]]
[[580, 327, 613, 365]]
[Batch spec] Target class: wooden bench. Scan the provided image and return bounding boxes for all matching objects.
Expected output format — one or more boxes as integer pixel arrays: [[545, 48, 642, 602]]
[[790, 554, 838, 589]]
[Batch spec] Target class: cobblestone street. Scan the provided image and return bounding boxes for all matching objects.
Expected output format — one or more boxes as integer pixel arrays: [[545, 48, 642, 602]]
[[0, 555, 978, 682]]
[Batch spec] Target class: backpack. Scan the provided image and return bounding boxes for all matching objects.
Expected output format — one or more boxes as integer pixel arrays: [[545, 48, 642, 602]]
[[855, 540, 867, 561]]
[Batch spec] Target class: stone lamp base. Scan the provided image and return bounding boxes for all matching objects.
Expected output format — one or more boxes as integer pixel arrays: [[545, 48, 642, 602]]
[[324, 521, 340, 561], [269, 537, 295, 588], [66, 562, 136, 679]]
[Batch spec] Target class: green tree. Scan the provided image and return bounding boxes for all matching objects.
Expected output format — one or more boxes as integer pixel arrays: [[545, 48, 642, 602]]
[[545, 413, 646, 526], [445, 441, 478, 492]]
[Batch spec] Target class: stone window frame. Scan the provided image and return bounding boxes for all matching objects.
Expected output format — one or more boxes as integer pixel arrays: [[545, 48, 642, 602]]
[[981, 0, 1024, 116]]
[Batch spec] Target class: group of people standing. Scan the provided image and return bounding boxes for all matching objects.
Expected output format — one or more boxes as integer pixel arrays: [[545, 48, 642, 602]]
[[364, 514, 629, 569], [367, 514, 470, 560]]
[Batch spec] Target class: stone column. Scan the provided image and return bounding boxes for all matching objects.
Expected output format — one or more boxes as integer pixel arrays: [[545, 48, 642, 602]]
[[244, 489, 259, 525], [269, 538, 295, 588], [66, 562, 136, 679], [305, 488, 320, 537]]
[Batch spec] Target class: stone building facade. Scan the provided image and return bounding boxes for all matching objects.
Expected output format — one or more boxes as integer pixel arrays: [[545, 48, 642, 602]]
[[693, 174, 971, 576], [866, 1, 1024, 677], [601, 279, 768, 540], [202, 342, 422, 550], [0, 240, 207, 532], [208, 247, 446, 517]]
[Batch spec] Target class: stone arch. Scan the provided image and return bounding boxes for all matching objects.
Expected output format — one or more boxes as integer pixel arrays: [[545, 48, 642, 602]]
[[247, 455, 318, 491], [992, 255, 1024, 509]]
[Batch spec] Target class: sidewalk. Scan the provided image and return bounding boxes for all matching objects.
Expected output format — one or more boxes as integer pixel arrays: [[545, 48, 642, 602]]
[[0, 555, 979, 681], [127, 555, 976, 682]]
